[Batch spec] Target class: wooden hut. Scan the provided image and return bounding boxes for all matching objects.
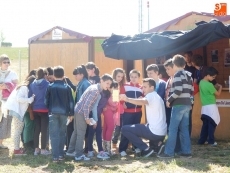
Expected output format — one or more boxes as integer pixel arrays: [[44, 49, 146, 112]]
[[28, 27, 124, 82], [142, 12, 230, 139]]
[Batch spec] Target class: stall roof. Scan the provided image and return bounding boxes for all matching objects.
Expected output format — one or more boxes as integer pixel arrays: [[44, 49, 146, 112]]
[[28, 26, 92, 44], [102, 20, 230, 60], [145, 11, 230, 33]]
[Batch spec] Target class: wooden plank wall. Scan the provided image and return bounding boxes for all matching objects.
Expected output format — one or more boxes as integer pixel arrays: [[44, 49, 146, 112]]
[[94, 38, 124, 76], [29, 42, 89, 82], [134, 60, 146, 124]]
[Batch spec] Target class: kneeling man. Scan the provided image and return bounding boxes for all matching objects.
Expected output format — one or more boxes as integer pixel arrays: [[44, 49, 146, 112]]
[[120, 78, 167, 157]]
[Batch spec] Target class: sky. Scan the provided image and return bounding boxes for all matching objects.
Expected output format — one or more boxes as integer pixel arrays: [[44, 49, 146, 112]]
[[0, 0, 228, 47]]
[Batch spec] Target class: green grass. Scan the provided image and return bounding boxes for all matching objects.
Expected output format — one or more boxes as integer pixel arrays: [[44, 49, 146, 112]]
[[0, 47, 28, 60], [1, 140, 230, 172]]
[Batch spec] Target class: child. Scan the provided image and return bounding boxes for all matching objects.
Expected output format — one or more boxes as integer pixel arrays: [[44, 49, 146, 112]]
[[5, 76, 35, 155], [111, 68, 126, 147], [85, 62, 100, 84], [158, 54, 193, 159], [87, 88, 110, 159], [103, 81, 119, 155], [45, 66, 74, 162], [163, 59, 175, 129], [146, 64, 166, 100], [29, 68, 50, 156], [119, 69, 143, 157], [68, 74, 113, 161], [66, 65, 91, 155], [198, 67, 221, 146], [84, 62, 100, 153]]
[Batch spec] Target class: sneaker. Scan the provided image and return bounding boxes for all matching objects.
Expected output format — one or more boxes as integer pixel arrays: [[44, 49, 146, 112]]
[[179, 153, 192, 158], [14, 149, 27, 156], [40, 149, 51, 155], [87, 151, 94, 157], [53, 158, 59, 163], [120, 151, 127, 157], [59, 156, 65, 161], [157, 144, 165, 155], [97, 151, 110, 159], [75, 154, 90, 161], [34, 148, 40, 156], [66, 152, 76, 157], [135, 148, 141, 154], [0, 144, 8, 149], [209, 142, 217, 146], [142, 148, 154, 158], [157, 153, 174, 159]]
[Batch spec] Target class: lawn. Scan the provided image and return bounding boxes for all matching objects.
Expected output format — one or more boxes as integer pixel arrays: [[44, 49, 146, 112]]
[[1, 138, 230, 173]]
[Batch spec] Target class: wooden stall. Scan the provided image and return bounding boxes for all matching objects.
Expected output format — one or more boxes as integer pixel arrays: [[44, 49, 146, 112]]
[[28, 27, 125, 83]]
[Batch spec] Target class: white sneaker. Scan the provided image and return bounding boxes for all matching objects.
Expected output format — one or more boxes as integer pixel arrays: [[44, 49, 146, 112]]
[[120, 151, 127, 157], [75, 154, 90, 161], [87, 151, 94, 157], [66, 152, 76, 157], [40, 149, 51, 155], [97, 151, 110, 159], [34, 148, 40, 156], [135, 148, 141, 154]]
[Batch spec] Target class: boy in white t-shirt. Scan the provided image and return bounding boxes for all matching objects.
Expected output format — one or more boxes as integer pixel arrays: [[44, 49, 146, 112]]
[[120, 78, 167, 157]]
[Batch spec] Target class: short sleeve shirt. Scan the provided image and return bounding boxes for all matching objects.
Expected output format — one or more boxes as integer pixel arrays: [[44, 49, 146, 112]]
[[145, 91, 167, 136], [199, 80, 216, 106]]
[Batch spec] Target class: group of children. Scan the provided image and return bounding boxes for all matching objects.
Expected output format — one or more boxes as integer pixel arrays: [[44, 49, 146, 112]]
[[2, 51, 222, 162]]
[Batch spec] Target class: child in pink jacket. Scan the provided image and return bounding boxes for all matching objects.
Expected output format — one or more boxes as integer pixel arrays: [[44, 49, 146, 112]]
[[103, 82, 120, 155]]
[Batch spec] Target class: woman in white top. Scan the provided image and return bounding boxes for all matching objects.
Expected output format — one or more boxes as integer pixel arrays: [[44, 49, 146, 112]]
[[0, 54, 18, 149], [5, 75, 35, 155]]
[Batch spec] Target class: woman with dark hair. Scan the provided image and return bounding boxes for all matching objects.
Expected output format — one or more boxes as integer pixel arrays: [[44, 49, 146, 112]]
[[66, 65, 91, 155], [29, 67, 50, 156], [5, 75, 36, 155], [0, 54, 18, 149]]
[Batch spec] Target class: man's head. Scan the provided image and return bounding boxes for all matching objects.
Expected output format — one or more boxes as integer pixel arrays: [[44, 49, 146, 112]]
[[46, 67, 54, 82], [53, 66, 64, 79], [100, 74, 113, 90], [146, 64, 159, 79], [163, 59, 174, 77], [203, 67, 218, 81], [142, 78, 156, 95], [129, 69, 140, 84], [172, 54, 186, 70], [191, 54, 203, 68], [184, 51, 193, 64]]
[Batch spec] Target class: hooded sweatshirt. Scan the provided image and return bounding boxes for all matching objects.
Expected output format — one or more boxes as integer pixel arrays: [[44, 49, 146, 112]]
[[29, 79, 49, 111], [167, 70, 194, 106]]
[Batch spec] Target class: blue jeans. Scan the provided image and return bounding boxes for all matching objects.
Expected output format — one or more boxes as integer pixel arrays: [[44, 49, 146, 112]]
[[164, 105, 191, 156], [119, 112, 142, 152], [49, 114, 67, 159], [122, 124, 165, 150], [88, 115, 103, 152]]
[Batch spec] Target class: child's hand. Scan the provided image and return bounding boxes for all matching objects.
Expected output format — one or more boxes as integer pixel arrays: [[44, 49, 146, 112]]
[[166, 101, 170, 108], [68, 116, 74, 122], [93, 123, 97, 129], [120, 94, 127, 101], [85, 119, 91, 125], [123, 102, 127, 109]]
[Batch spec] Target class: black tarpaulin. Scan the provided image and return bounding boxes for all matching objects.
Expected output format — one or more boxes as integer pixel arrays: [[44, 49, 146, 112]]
[[102, 20, 230, 60]]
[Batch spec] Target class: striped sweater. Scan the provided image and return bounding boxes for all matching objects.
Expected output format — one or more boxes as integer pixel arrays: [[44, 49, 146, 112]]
[[167, 70, 194, 106]]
